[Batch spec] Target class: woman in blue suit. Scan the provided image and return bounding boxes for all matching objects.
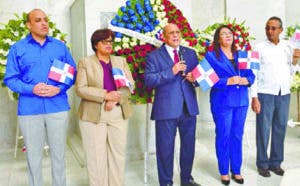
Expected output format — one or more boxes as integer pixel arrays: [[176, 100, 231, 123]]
[[205, 25, 255, 185]]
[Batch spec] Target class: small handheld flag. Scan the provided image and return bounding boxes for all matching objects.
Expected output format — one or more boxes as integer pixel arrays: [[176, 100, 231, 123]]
[[291, 29, 300, 48], [191, 58, 219, 91], [112, 68, 133, 93], [238, 50, 260, 70], [48, 59, 75, 85]]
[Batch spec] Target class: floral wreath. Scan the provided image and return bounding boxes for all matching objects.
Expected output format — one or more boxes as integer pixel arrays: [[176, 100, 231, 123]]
[[109, 1, 254, 104]]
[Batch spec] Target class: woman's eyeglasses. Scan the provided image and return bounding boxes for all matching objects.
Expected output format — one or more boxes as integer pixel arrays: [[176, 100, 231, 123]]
[[220, 32, 233, 37], [101, 40, 113, 45]]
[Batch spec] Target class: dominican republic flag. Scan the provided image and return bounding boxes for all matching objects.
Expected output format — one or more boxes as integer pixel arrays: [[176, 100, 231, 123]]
[[48, 59, 75, 85], [238, 50, 260, 70], [112, 68, 133, 93], [191, 58, 219, 92], [294, 29, 300, 41]]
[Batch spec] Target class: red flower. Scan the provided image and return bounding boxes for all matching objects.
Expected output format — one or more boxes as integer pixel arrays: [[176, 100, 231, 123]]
[[124, 48, 131, 55], [146, 97, 152, 103], [127, 55, 134, 63]]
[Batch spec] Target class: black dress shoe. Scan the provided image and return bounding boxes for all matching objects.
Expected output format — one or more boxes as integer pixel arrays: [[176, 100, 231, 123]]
[[269, 167, 285, 176], [221, 179, 230, 185], [231, 174, 244, 184], [181, 178, 201, 186], [258, 168, 271, 177]]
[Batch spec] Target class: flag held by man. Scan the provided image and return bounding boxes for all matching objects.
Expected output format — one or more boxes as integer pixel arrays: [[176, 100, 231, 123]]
[[238, 50, 260, 70], [191, 58, 219, 92], [48, 59, 75, 85]]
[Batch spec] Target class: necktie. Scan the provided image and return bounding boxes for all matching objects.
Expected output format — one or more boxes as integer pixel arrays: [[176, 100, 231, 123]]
[[173, 49, 180, 64]]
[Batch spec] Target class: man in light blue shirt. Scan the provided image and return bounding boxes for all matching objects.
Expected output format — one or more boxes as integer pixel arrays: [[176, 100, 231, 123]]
[[4, 9, 76, 186]]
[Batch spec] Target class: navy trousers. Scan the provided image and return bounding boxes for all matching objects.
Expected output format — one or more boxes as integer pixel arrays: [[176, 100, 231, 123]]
[[211, 105, 248, 175], [256, 93, 290, 169], [155, 110, 196, 186]]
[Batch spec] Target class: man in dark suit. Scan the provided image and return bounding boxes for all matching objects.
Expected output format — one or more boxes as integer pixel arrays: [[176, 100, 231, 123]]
[[145, 23, 200, 186]]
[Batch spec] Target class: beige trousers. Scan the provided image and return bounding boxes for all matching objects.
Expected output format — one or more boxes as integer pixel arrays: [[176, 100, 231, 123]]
[[79, 104, 128, 186]]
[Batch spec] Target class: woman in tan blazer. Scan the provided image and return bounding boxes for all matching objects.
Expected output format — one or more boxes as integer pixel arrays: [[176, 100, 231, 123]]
[[75, 29, 134, 186]]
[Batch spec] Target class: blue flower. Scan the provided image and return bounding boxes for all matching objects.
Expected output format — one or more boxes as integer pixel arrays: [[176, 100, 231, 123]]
[[115, 32, 123, 38], [120, 6, 127, 13], [128, 9, 135, 16], [111, 19, 118, 26], [137, 8, 145, 15], [136, 3, 142, 9], [126, 23, 134, 29], [117, 22, 125, 28], [143, 25, 150, 32], [122, 15, 129, 22], [154, 20, 160, 26], [141, 16, 148, 23], [145, 5, 152, 12], [148, 12, 155, 19], [136, 23, 143, 30], [130, 16, 138, 23], [126, 0, 131, 7]]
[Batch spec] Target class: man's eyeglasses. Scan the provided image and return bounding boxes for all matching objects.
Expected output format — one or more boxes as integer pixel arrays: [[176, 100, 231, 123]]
[[101, 40, 113, 45], [265, 26, 281, 31]]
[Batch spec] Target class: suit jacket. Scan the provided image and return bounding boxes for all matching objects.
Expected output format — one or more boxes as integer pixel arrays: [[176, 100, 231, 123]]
[[75, 54, 134, 123], [145, 44, 199, 120], [205, 50, 255, 107]]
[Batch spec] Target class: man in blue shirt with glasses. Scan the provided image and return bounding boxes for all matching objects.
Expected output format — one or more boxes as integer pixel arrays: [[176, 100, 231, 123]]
[[4, 9, 76, 186]]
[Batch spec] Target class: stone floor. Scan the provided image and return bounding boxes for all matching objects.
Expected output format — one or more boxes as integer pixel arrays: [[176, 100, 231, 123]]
[[1, 122, 300, 186]]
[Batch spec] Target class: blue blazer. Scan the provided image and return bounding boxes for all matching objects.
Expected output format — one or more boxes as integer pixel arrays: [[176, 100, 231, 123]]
[[205, 50, 255, 107], [145, 44, 199, 120]]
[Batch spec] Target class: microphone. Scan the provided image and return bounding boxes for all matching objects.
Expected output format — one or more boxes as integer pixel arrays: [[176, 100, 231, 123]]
[[178, 50, 185, 75]]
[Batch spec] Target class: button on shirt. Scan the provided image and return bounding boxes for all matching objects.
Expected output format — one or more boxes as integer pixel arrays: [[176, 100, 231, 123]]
[[251, 39, 294, 97], [4, 34, 76, 115]]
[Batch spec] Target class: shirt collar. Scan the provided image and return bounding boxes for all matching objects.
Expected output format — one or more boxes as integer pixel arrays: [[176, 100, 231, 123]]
[[25, 33, 52, 44]]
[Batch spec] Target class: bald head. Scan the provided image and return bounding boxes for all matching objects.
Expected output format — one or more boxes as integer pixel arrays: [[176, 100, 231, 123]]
[[27, 9, 46, 23], [162, 23, 181, 48]]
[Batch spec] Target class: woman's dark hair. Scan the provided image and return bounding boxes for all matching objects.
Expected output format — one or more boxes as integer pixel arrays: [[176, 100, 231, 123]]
[[90, 29, 115, 52], [213, 25, 236, 59]]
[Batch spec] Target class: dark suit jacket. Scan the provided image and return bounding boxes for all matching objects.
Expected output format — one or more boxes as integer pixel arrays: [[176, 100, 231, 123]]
[[205, 50, 255, 107], [145, 44, 199, 120]]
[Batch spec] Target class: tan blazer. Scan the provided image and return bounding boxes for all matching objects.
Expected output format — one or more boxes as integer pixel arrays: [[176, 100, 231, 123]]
[[75, 54, 134, 123]]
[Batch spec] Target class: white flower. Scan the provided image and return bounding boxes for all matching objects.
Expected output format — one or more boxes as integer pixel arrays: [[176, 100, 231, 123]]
[[114, 46, 121, 51], [115, 38, 121, 42], [150, 0, 155, 5], [159, 5, 165, 11], [122, 43, 129, 48], [122, 37, 129, 43], [153, 5, 158, 11], [140, 41, 146, 45], [156, 0, 161, 4], [130, 42, 137, 47]]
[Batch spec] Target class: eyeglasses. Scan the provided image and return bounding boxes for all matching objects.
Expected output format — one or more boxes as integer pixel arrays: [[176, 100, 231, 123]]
[[101, 40, 113, 45], [220, 32, 233, 37], [265, 26, 281, 31]]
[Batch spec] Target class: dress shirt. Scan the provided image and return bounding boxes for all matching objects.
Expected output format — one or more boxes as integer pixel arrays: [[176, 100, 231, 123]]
[[251, 39, 295, 97], [165, 44, 180, 62], [4, 34, 76, 115]]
